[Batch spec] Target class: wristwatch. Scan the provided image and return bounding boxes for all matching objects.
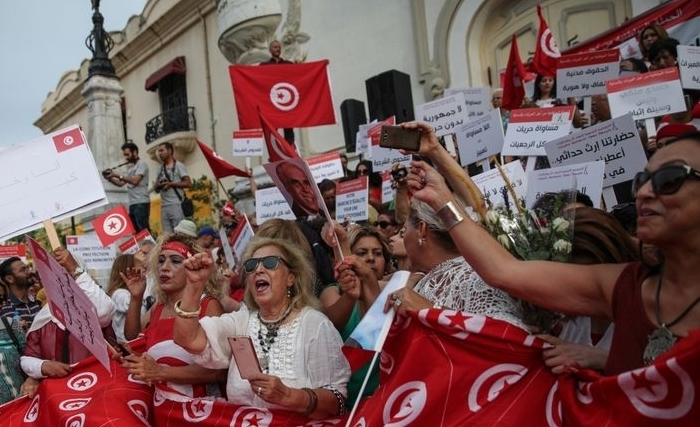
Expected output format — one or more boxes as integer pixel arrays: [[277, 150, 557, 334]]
[[72, 266, 85, 278]]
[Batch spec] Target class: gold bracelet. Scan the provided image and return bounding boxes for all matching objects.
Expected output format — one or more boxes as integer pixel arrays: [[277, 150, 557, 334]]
[[436, 201, 465, 230], [174, 299, 201, 318]]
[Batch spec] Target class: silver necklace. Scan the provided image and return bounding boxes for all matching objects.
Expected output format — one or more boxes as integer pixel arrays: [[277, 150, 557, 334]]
[[643, 272, 700, 365], [256, 305, 293, 372]]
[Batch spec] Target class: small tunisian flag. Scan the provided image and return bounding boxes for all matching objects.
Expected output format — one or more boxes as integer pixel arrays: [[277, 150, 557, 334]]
[[532, 4, 561, 77], [91, 205, 135, 247], [259, 109, 301, 162], [197, 140, 250, 179], [502, 34, 528, 110], [229, 60, 336, 129]]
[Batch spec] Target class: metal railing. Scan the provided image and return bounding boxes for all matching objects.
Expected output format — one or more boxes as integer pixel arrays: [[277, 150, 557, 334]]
[[145, 106, 196, 144]]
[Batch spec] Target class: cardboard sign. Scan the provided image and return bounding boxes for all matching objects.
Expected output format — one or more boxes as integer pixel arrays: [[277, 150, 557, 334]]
[[0, 125, 107, 242], [0, 243, 27, 263], [381, 171, 395, 205], [307, 152, 344, 183], [525, 161, 605, 209], [65, 234, 117, 270], [255, 187, 295, 224], [545, 114, 648, 187], [231, 216, 255, 264], [218, 226, 235, 268], [336, 176, 369, 223], [472, 160, 528, 208], [355, 122, 375, 157], [678, 45, 700, 89], [232, 129, 264, 157], [557, 49, 620, 98], [606, 67, 687, 120], [117, 229, 155, 255], [502, 107, 575, 157], [445, 87, 491, 120], [27, 236, 110, 373], [456, 109, 505, 166], [263, 158, 331, 220], [414, 92, 469, 137]]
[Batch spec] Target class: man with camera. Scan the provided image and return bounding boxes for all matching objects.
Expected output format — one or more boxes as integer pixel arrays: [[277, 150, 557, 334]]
[[155, 142, 192, 233], [104, 142, 151, 232]]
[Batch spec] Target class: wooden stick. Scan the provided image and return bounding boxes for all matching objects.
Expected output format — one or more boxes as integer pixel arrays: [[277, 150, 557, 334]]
[[42, 219, 61, 250]]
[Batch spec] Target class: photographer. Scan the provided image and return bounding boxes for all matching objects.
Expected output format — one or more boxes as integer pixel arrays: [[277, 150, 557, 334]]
[[105, 142, 151, 232], [155, 142, 192, 233]]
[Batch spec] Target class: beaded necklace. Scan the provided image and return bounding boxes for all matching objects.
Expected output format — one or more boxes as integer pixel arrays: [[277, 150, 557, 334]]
[[256, 305, 293, 372]]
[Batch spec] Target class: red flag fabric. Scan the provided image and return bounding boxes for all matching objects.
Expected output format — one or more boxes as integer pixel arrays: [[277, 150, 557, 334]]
[[91, 205, 135, 247], [532, 4, 561, 77], [51, 125, 85, 153], [196, 140, 250, 179], [229, 60, 336, 129], [0, 338, 153, 426], [502, 35, 528, 110], [259, 109, 301, 162]]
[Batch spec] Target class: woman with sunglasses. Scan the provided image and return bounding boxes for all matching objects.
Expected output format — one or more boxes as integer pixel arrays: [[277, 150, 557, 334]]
[[121, 233, 226, 399], [173, 237, 350, 419], [404, 123, 700, 374]]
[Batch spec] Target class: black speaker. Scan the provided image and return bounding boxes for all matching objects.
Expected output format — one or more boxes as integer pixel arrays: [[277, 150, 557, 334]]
[[365, 69, 415, 123], [340, 99, 367, 153]]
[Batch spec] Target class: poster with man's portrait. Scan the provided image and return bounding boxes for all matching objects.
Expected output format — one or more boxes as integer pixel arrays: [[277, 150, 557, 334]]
[[263, 158, 329, 219]]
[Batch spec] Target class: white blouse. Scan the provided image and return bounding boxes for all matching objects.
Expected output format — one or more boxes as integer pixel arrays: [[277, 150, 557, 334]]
[[195, 306, 350, 408]]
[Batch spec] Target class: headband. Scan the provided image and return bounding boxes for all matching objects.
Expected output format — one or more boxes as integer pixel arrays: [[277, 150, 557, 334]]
[[162, 241, 194, 259]]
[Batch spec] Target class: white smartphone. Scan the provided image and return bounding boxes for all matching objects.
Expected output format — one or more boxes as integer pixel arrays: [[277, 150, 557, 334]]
[[228, 336, 262, 379]]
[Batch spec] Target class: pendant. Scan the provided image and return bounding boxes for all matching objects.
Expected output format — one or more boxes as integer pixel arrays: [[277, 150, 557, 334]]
[[643, 324, 676, 365]]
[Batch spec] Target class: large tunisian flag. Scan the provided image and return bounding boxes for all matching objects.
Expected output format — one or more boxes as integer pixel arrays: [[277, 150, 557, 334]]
[[531, 4, 561, 77], [229, 60, 336, 129]]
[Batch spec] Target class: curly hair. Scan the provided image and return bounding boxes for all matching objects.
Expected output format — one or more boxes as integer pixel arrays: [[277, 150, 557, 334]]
[[241, 237, 320, 311], [149, 233, 221, 303]]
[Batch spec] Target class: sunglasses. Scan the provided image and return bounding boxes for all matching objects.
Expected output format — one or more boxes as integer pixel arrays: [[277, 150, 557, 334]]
[[243, 255, 291, 273], [632, 165, 700, 196], [374, 221, 395, 229]]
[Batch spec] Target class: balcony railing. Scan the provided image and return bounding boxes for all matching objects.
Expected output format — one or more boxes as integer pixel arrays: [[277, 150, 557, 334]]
[[145, 106, 196, 144]]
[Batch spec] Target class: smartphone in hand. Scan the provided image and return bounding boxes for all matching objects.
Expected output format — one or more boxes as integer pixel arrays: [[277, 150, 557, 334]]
[[379, 125, 421, 151], [228, 336, 262, 379]]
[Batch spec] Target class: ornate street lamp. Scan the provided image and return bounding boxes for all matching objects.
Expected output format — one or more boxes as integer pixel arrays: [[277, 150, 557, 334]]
[[85, 0, 116, 78]]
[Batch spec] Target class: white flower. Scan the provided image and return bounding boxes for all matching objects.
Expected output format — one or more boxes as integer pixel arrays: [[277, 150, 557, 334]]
[[552, 217, 570, 232], [497, 234, 510, 249], [486, 210, 500, 226], [553, 239, 572, 254]]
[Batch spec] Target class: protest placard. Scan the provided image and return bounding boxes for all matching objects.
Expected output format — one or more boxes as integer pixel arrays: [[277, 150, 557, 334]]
[[525, 161, 605, 209], [415, 92, 469, 137], [0, 243, 27, 263], [0, 125, 107, 242], [678, 45, 700, 90], [472, 160, 528, 207], [231, 216, 255, 263], [545, 114, 647, 187], [307, 152, 344, 183], [502, 107, 575, 157], [117, 229, 155, 255], [66, 234, 117, 270], [232, 129, 264, 157], [381, 171, 395, 205], [255, 187, 295, 224], [27, 236, 111, 373], [336, 176, 369, 223], [263, 158, 329, 219], [445, 87, 491, 120], [556, 49, 620, 98], [218, 226, 235, 268], [456, 109, 505, 166], [606, 67, 686, 121], [355, 122, 375, 157]]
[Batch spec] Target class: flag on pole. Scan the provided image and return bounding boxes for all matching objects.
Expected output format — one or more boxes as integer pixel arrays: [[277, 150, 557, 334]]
[[91, 205, 135, 247], [502, 34, 528, 110], [258, 109, 301, 162], [532, 4, 561, 77], [229, 60, 336, 129], [196, 140, 250, 179]]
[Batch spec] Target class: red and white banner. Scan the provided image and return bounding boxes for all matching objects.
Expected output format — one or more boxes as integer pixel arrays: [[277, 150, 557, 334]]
[[259, 110, 300, 163], [502, 34, 528, 111], [606, 67, 687, 121], [91, 205, 135, 247], [232, 129, 264, 157], [229, 60, 336, 129], [0, 243, 26, 261], [335, 176, 369, 223], [118, 229, 155, 255], [197, 140, 250, 179], [557, 49, 620, 98], [532, 4, 561, 77], [502, 106, 575, 157], [307, 152, 344, 183]]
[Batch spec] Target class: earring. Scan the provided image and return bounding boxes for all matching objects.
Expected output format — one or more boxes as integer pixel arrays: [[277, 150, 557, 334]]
[[418, 238, 425, 246], [287, 287, 292, 298]]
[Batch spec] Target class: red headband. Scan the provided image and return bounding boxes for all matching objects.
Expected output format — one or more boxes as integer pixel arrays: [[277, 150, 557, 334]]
[[162, 241, 194, 259]]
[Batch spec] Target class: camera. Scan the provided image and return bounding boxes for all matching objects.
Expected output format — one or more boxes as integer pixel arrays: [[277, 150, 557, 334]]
[[101, 168, 112, 178], [154, 179, 167, 193], [391, 167, 408, 181]]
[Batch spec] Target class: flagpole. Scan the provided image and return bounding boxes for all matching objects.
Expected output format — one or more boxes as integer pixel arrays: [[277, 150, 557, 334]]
[[344, 351, 380, 427], [216, 179, 231, 201]]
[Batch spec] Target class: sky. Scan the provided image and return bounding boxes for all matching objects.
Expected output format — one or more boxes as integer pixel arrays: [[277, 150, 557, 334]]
[[0, 1, 147, 147]]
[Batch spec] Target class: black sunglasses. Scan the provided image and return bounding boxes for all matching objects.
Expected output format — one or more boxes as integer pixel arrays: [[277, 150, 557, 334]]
[[374, 221, 395, 229], [632, 165, 700, 196], [243, 256, 291, 273]]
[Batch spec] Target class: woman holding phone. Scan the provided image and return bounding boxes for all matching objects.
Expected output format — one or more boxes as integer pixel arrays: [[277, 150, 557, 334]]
[[173, 237, 350, 420]]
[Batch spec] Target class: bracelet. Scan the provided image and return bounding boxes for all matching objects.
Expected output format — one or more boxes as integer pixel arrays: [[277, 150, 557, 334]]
[[436, 201, 465, 230], [301, 387, 318, 416], [328, 387, 347, 416], [173, 299, 201, 318]]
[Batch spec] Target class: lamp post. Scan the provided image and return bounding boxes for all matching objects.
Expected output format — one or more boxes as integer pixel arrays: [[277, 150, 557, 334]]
[[85, 0, 116, 78]]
